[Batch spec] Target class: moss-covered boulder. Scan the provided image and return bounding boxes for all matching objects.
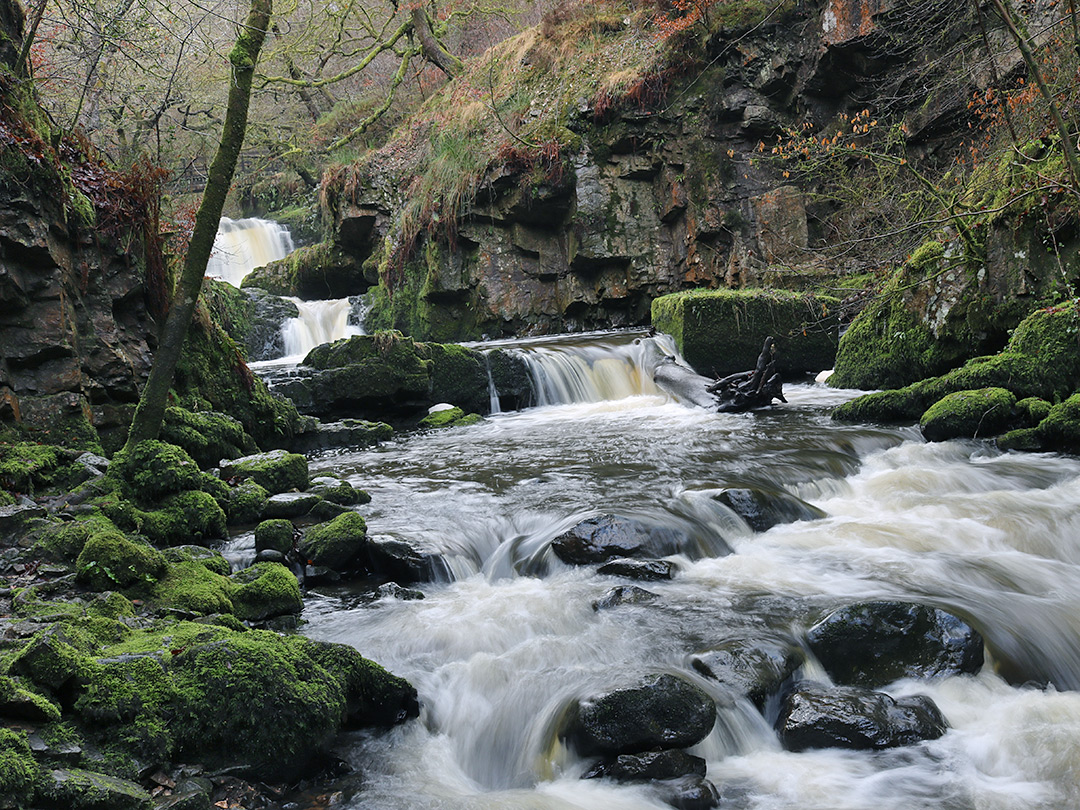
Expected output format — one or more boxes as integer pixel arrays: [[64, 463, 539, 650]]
[[0, 728, 43, 807], [230, 562, 303, 621], [139, 490, 228, 547], [35, 767, 152, 810], [161, 406, 255, 470], [422, 342, 490, 415], [834, 304, 1080, 425], [255, 518, 294, 555], [149, 561, 234, 616], [161, 545, 231, 576], [418, 406, 484, 429], [0, 673, 62, 721], [35, 514, 118, 562], [0, 442, 84, 497], [298, 512, 367, 571], [76, 530, 167, 591], [11, 623, 95, 691], [110, 440, 204, 502], [919, 387, 1017, 442], [220, 449, 309, 494], [308, 474, 369, 506], [999, 392, 1080, 453], [651, 288, 840, 378], [72, 623, 417, 780], [226, 478, 269, 525]]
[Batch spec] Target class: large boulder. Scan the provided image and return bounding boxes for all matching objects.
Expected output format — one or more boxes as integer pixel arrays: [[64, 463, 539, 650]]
[[552, 514, 689, 565], [806, 601, 984, 687], [651, 289, 840, 378], [711, 486, 826, 532], [775, 681, 948, 751], [690, 636, 804, 709], [220, 449, 309, 494], [230, 562, 303, 622], [584, 748, 707, 781], [919, 387, 1016, 442], [562, 674, 716, 757], [298, 512, 368, 571]]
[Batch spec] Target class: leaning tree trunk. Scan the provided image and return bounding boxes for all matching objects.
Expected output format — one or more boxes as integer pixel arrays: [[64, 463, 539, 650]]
[[122, 0, 272, 453]]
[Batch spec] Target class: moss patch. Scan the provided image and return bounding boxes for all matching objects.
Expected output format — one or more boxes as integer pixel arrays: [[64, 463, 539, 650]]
[[160, 406, 255, 470], [298, 512, 367, 571], [230, 562, 303, 621], [919, 387, 1016, 442], [76, 531, 167, 591]]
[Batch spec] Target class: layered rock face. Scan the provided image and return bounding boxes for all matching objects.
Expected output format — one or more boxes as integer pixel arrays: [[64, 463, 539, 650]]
[[325, 0, 986, 342]]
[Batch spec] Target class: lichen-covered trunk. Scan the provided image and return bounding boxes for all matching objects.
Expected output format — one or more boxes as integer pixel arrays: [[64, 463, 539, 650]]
[[123, 0, 272, 453]]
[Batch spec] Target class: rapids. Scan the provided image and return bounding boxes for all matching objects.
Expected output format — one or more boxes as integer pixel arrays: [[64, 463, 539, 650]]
[[277, 333, 1080, 810]]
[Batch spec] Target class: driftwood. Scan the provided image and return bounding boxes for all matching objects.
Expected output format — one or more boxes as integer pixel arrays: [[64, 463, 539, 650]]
[[706, 337, 786, 412], [652, 337, 786, 413]]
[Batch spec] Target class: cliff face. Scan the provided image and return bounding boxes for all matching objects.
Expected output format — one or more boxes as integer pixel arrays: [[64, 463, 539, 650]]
[[324, 0, 1003, 342], [1, 0, 154, 448]]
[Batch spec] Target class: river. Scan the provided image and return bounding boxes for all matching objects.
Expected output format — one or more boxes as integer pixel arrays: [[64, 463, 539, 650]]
[[260, 331, 1080, 810]]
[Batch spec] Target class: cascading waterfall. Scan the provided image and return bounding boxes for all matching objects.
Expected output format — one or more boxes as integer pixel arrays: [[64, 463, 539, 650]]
[[280, 297, 364, 358], [282, 330, 1080, 810], [205, 217, 294, 287]]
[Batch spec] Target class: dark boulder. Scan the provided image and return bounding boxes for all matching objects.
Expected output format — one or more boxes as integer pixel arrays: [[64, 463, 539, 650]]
[[712, 486, 825, 533], [562, 674, 716, 756], [806, 601, 984, 687], [583, 748, 707, 781], [775, 680, 948, 751], [592, 586, 659, 611], [365, 537, 449, 584], [597, 558, 677, 581], [243, 288, 299, 362], [690, 636, 804, 709], [552, 514, 688, 565], [651, 774, 721, 810]]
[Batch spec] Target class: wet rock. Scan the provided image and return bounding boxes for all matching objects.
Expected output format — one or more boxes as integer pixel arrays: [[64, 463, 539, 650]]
[[243, 287, 299, 361], [583, 748, 707, 781], [308, 499, 351, 521], [651, 774, 721, 810], [160, 546, 231, 577], [552, 514, 688, 565], [36, 767, 152, 810], [220, 449, 309, 495], [26, 730, 82, 763], [690, 636, 804, 709], [298, 512, 368, 572], [919, 387, 1016, 442], [230, 562, 303, 622], [597, 558, 677, 581], [806, 601, 983, 687], [712, 487, 825, 532], [592, 585, 659, 610], [226, 479, 268, 525], [563, 673, 716, 756], [289, 419, 393, 453], [775, 680, 948, 751], [365, 536, 448, 584], [375, 582, 425, 601], [254, 549, 287, 565], [261, 491, 322, 519], [155, 786, 212, 810], [309, 475, 370, 506]]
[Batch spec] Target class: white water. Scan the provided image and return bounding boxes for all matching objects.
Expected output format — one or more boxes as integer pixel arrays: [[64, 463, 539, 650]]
[[280, 297, 364, 359], [205, 217, 294, 288], [291, 333, 1080, 810]]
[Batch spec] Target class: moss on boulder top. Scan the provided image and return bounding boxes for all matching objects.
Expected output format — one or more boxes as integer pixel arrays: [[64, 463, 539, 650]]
[[110, 440, 205, 503], [651, 288, 840, 378], [834, 303, 1080, 425], [75, 530, 167, 591], [160, 406, 256, 469], [919, 387, 1016, 442], [298, 511, 368, 571], [220, 449, 309, 494]]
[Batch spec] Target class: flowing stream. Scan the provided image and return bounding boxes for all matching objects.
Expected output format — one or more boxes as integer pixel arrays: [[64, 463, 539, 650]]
[[283, 332, 1080, 810]]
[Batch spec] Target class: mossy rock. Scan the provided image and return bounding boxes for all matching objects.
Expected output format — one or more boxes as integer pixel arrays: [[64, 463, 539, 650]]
[[35, 514, 118, 561], [1015, 397, 1052, 426], [835, 304, 1080, 425], [220, 449, 309, 495], [919, 388, 1017, 442], [418, 406, 482, 429], [161, 545, 231, 577], [0, 728, 42, 807], [86, 591, 136, 619], [139, 490, 228, 547], [111, 441, 204, 503], [35, 767, 152, 810], [11, 623, 95, 691], [76, 530, 167, 591], [421, 342, 489, 414], [231, 562, 303, 622], [149, 560, 234, 617], [651, 288, 840, 378], [0, 442, 82, 497], [73, 623, 417, 780], [255, 518, 294, 555], [0, 673, 62, 721], [161, 406, 256, 470], [227, 478, 269, 525], [1031, 393, 1080, 452], [308, 475, 369, 506], [298, 512, 367, 571]]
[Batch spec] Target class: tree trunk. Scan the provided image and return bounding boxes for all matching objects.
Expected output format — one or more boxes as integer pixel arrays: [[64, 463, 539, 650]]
[[122, 0, 272, 453], [410, 6, 463, 78]]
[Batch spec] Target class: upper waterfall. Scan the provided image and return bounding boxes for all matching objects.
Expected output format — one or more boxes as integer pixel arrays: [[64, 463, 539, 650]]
[[206, 217, 294, 288]]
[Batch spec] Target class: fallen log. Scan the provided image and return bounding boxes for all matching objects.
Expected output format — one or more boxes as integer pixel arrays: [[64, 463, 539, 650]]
[[652, 337, 785, 413]]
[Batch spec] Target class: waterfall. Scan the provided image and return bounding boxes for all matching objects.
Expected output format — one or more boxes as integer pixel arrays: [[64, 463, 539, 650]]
[[206, 217, 294, 287], [280, 297, 364, 358]]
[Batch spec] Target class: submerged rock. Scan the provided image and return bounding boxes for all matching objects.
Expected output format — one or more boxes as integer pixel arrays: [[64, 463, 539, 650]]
[[775, 681, 948, 751], [597, 558, 677, 581], [563, 674, 716, 756], [806, 601, 984, 687], [712, 486, 825, 532], [583, 748, 707, 781], [552, 514, 688, 565], [691, 636, 804, 709], [592, 585, 659, 610], [651, 774, 721, 810]]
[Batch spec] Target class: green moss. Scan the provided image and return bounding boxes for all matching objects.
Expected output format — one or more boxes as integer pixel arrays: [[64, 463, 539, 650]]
[[1033, 393, 1080, 452], [651, 288, 841, 377], [230, 562, 303, 621], [86, 591, 136, 619], [0, 489, 14, 506], [417, 406, 482, 429], [12, 588, 84, 621], [0, 728, 42, 806], [919, 387, 1017, 442], [254, 518, 294, 555], [140, 490, 228, 547], [161, 406, 255, 469], [227, 478, 269, 525], [76, 530, 167, 591], [161, 545, 231, 577], [298, 512, 367, 571], [11, 623, 96, 691], [35, 514, 118, 561], [309, 475, 368, 506], [111, 440, 203, 503], [221, 449, 309, 494], [1016, 397, 1052, 426], [0, 673, 62, 721], [149, 560, 234, 616], [0, 442, 82, 497], [200, 278, 255, 353]]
